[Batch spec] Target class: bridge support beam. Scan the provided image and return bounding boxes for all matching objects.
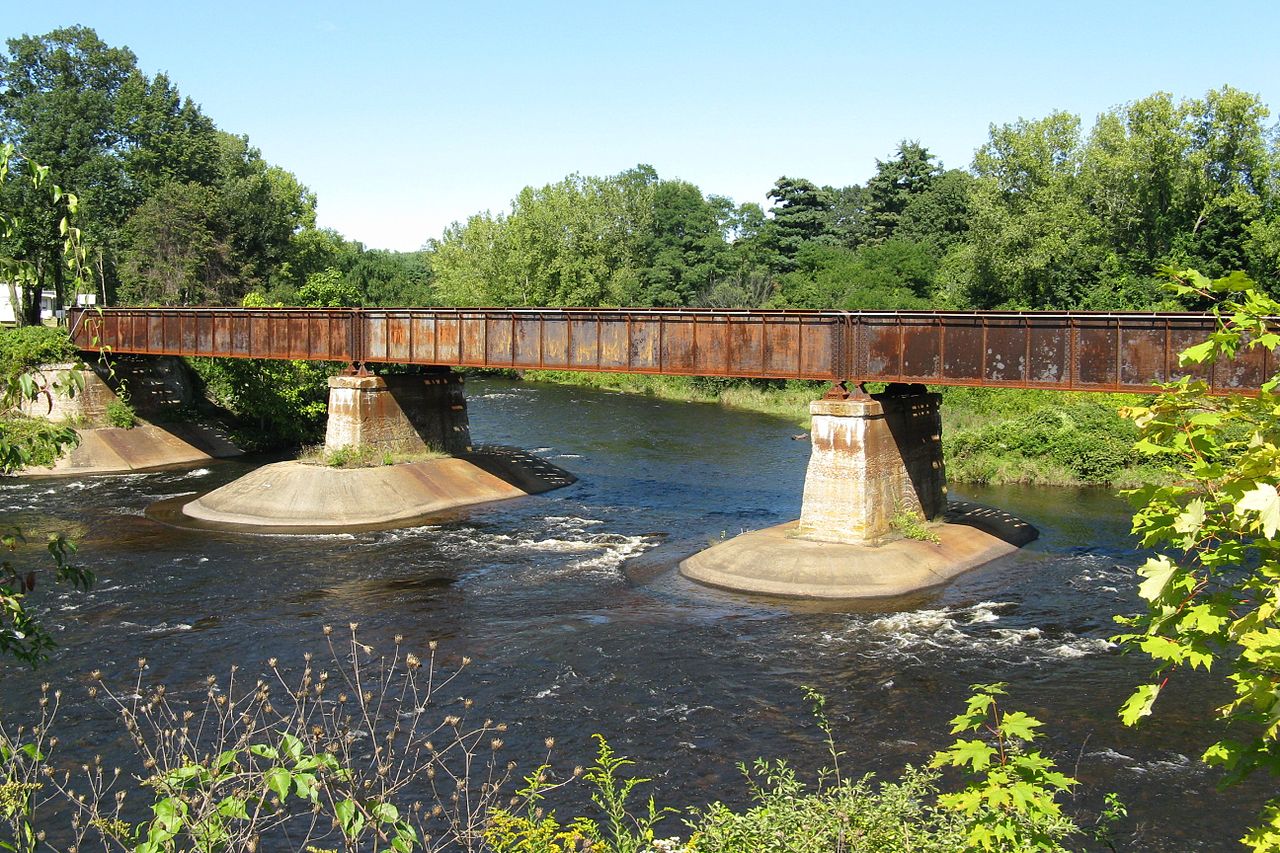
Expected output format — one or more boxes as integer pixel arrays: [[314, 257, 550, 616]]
[[795, 386, 945, 545], [324, 369, 472, 455]]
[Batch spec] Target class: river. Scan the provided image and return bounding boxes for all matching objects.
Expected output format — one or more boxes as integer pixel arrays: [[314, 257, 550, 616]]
[[0, 377, 1265, 850]]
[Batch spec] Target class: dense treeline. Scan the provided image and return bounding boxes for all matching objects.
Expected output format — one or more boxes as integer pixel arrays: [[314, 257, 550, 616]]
[[433, 90, 1278, 312], [0, 25, 431, 323], [2, 26, 1276, 319]]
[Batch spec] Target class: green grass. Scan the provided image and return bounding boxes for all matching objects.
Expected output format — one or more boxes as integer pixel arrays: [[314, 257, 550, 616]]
[[297, 443, 449, 468]]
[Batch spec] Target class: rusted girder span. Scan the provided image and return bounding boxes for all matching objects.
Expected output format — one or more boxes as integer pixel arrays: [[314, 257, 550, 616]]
[[69, 307, 1270, 394]]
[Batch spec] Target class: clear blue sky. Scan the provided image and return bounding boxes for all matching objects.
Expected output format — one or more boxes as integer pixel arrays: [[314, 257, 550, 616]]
[[6, 1, 1279, 251]]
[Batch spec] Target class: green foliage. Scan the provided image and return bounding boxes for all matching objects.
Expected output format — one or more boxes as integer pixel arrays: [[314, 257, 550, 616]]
[[0, 416, 77, 470], [930, 683, 1081, 851], [0, 528, 90, 667], [1116, 269, 1280, 850], [0, 26, 314, 310], [2, 629, 515, 851], [761, 176, 833, 271], [0, 145, 93, 667], [117, 180, 236, 305], [485, 735, 670, 853], [104, 397, 137, 428], [944, 392, 1140, 485], [189, 355, 329, 449], [0, 326, 76, 378], [0, 736, 44, 853], [891, 504, 940, 543], [863, 141, 944, 244], [770, 241, 934, 310], [304, 443, 447, 468], [688, 763, 964, 853]]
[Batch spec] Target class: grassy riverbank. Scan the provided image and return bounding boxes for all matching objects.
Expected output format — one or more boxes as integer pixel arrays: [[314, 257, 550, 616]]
[[500, 370, 1165, 489]]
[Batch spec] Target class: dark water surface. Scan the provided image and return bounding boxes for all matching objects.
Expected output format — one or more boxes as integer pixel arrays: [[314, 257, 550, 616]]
[[0, 378, 1265, 849]]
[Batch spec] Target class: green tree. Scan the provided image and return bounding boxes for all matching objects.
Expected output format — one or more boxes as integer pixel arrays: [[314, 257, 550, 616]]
[[0, 26, 138, 319], [864, 141, 943, 244], [771, 241, 934, 310], [897, 169, 975, 257], [956, 112, 1106, 308], [118, 181, 234, 305], [115, 70, 220, 198], [1117, 269, 1280, 850], [822, 183, 869, 249], [763, 176, 833, 271], [638, 179, 732, 306], [216, 132, 316, 293], [1081, 87, 1276, 282]]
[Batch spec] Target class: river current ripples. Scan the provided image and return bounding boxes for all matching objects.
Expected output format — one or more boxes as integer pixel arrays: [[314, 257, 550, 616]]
[[0, 378, 1268, 850]]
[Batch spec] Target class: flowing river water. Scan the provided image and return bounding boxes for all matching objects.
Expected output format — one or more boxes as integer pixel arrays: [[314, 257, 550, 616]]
[[0, 377, 1268, 850]]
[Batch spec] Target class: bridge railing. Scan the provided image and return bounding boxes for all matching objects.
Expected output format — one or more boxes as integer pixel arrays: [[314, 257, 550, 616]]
[[69, 307, 1269, 394]]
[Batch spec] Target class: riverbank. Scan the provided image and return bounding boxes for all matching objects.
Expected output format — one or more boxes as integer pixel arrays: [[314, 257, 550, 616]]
[[488, 369, 1167, 489]]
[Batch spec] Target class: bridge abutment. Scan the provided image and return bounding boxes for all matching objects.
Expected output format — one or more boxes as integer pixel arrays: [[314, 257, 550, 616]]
[[324, 370, 471, 455], [796, 389, 945, 545]]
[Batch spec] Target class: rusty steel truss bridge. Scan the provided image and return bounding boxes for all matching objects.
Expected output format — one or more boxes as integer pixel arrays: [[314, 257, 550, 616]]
[[68, 307, 1270, 395]]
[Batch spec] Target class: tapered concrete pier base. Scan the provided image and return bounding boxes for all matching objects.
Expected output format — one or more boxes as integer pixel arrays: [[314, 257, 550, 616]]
[[325, 370, 471, 454], [181, 447, 575, 530], [681, 502, 1038, 599]]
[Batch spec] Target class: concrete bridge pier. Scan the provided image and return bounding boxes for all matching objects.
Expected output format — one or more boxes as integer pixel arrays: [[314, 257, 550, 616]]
[[324, 369, 472, 455], [182, 367, 575, 530], [796, 385, 945, 545], [679, 383, 1036, 599]]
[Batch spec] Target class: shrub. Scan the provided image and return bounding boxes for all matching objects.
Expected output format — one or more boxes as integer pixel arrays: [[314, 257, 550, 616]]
[[1, 628, 515, 852], [688, 763, 965, 853], [104, 398, 137, 429], [0, 326, 76, 380]]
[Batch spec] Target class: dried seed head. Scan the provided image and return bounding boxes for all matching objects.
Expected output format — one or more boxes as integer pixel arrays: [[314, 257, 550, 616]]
[[428, 640, 438, 651], [544, 737, 555, 749], [394, 634, 403, 644], [490, 738, 503, 751], [322, 625, 333, 636]]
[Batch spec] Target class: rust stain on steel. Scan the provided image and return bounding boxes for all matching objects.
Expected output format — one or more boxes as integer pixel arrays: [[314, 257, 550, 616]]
[[68, 307, 1262, 394]]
